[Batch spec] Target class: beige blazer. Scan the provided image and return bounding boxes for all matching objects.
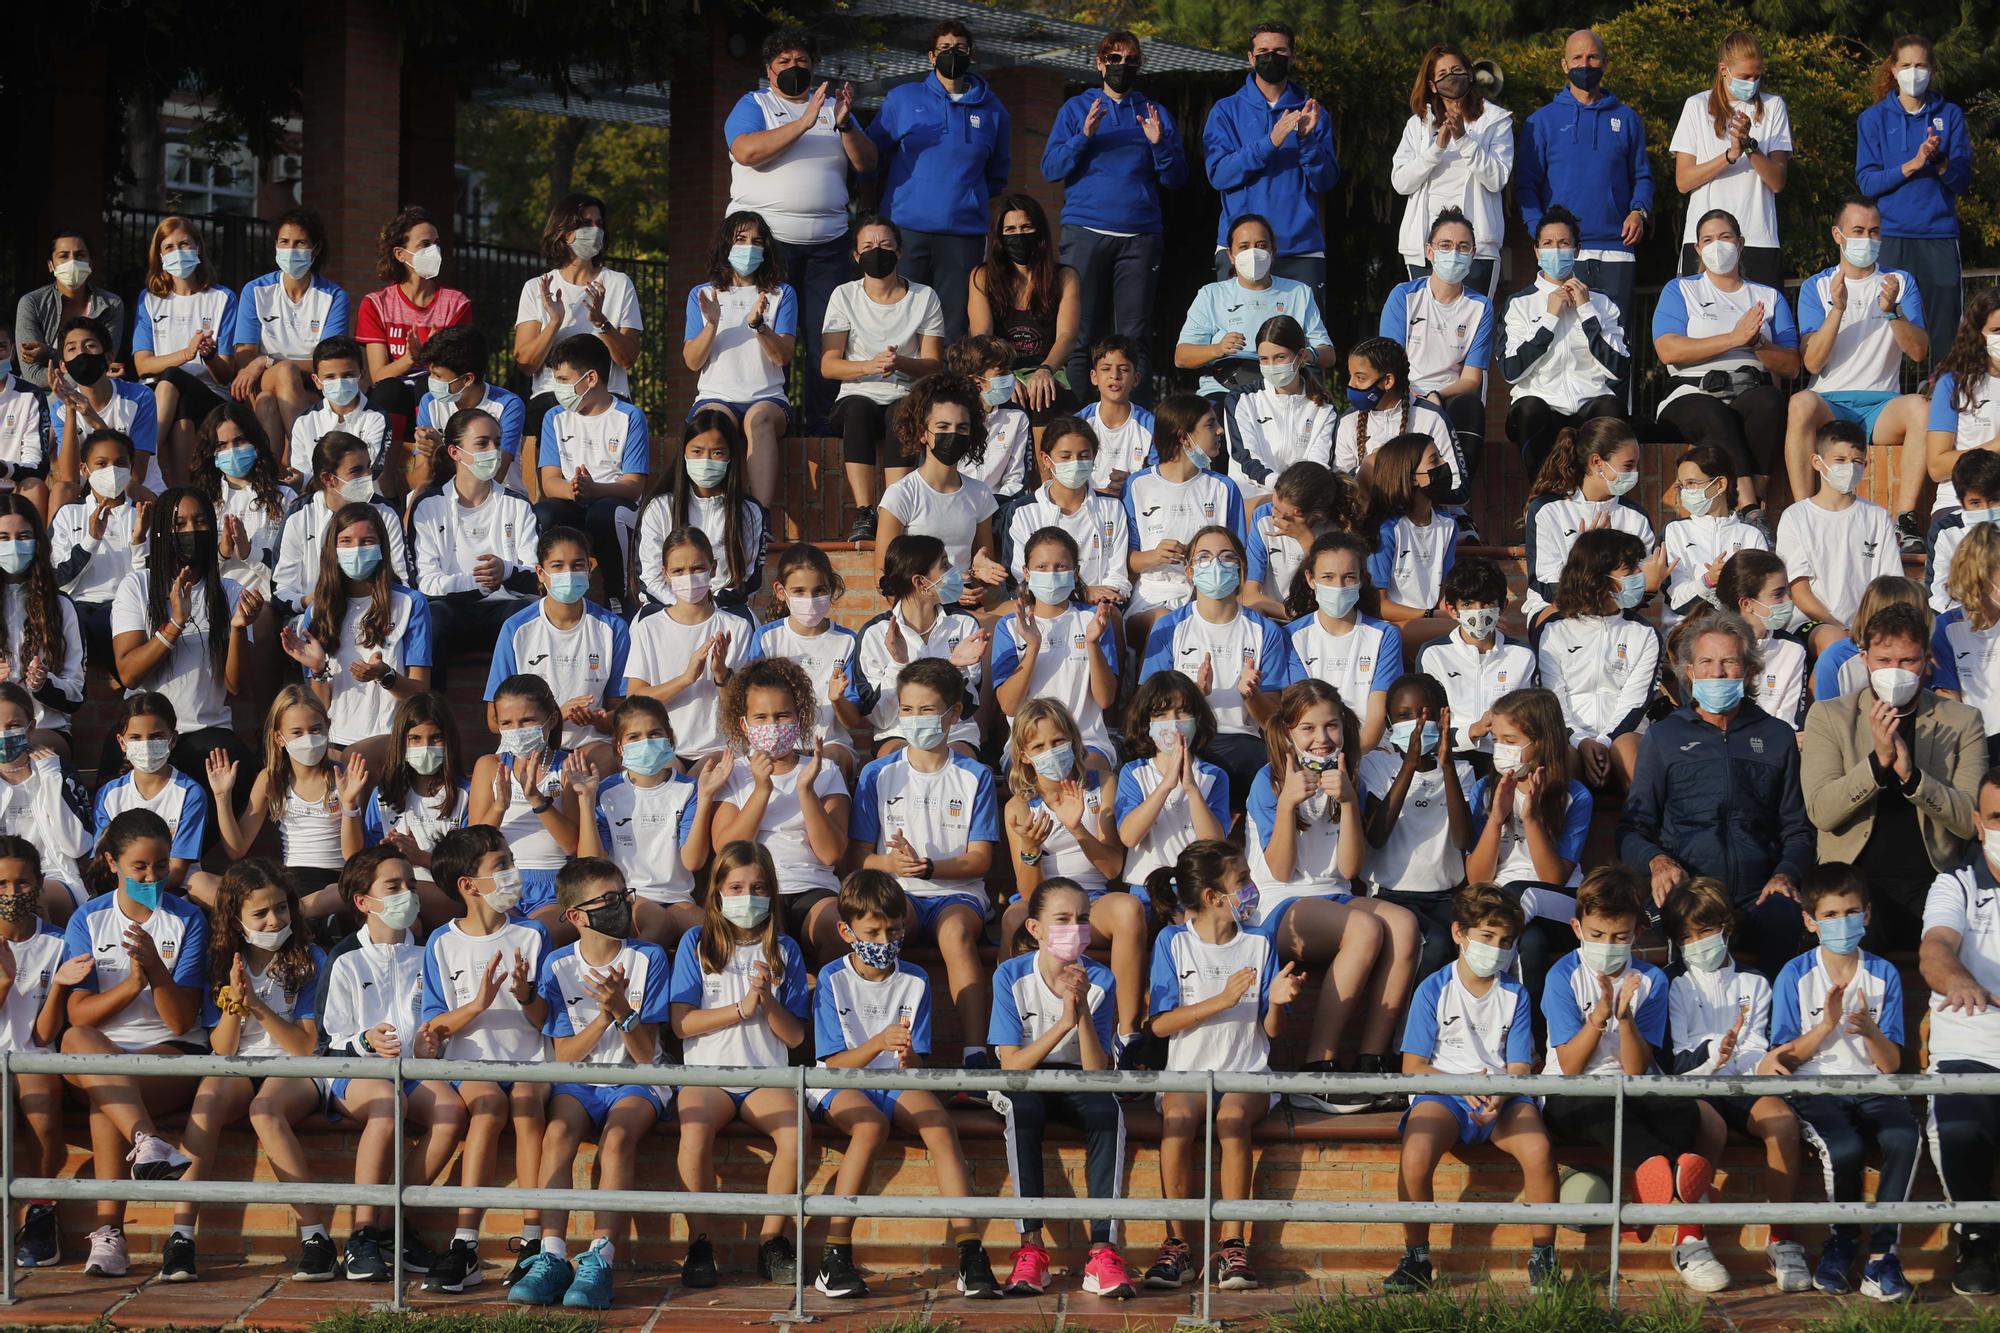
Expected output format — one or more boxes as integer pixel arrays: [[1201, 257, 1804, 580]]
[[1799, 687, 1984, 869]]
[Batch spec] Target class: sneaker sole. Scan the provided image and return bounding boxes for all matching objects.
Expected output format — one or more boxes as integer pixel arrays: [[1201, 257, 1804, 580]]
[[1953, 1280, 1999, 1297], [293, 1269, 338, 1283], [1677, 1271, 1730, 1294], [562, 1290, 613, 1310], [1861, 1280, 1912, 1303], [1143, 1272, 1187, 1289], [133, 1161, 191, 1182], [1006, 1279, 1047, 1295], [1083, 1279, 1137, 1299], [343, 1267, 387, 1282], [1674, 1155, 1715, 1206], [957, 1279, 1003, 1299], [814, 1277, 868, 1299], [1813, 1279, 1850, 1295], [84, 1262, 128, 1278], [428, 1271, 484, 1294], [160, 1270, 197, 1284], [1216, 1275, 1259, 1291]]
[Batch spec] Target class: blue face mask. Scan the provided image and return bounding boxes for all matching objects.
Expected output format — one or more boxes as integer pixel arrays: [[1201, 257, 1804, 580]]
[[162, 249, 202, 280], [1026, 569, 1075, 605], [728, 244, 765, 276], [686, 458, 729, 489], [1727, 76, 1760, 101], [336, 544, 383, 579], [0, 728, 28, 763], [1346, 384, 1384, 412], [547, 571, 590, 605], [1316, 583, 1360, 619], [850, 936, 901, 970], [899, 714, 947, 751], [1192, 559, 1241, 600], [621, 737, 674, 776], [0, 540, 34, 576], [1388, 719, 1441, 755], [123, 876, 163, 911], [216, 445, 258, 479], [1538, 247, 1578, 279], [1430, 250, 1473, 285], [1690, 677, 1744, 712], [931, 566, 965, 604], [1030, 743, 1074, 781], [275, 247, 315, 279], [981, 374, 1016, 408], [1816, 913, 1866, 955], [1052, 458, 1093, 490], [1614, 571, 1647, 610]]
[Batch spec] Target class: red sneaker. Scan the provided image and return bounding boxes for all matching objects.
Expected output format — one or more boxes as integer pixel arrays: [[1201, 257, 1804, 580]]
[[1005, 1242, 1050, 1295], [1082, 1245, 1137, 1299], [1625, 1154, 1674, 1244]]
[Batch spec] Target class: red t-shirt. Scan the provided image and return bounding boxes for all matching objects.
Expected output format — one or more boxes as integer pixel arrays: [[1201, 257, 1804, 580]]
[[354, 285, 472, 361]]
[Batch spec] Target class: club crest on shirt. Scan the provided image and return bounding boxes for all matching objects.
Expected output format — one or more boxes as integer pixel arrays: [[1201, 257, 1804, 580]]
[[587, 652, 602, 672], [1497, 670, 1510, 686], [309, 319, 322, 336], [1357, 655, 1373, 674], [947, 798, 964, 819]]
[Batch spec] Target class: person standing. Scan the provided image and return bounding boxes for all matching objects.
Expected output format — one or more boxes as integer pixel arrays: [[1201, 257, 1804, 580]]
[[1855, 33, 1973, 354], [1670, 32, 1793, 286], [1202, 22, 1339, 301], [1516, 28, 1652, 391], [866, 21, 1011, 342], [1040, 31, 1187, 402], [726, 28, 877, 437], [1390, 44, 1513, 298]]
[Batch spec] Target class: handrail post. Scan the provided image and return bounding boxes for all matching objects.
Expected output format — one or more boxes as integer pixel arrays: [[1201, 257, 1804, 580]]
[[1608, 1074, 1625, 1310], [392, 1056, 406, 1312], [1200, 1069, 1215, 1327], [3, 1049, 13, 1305], [792, 1063, 809, 1325]]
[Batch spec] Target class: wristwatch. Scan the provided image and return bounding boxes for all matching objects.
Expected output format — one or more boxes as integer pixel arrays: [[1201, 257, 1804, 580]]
[[616, 1010, 640, 1031], [1018, 849, 1043, 865]]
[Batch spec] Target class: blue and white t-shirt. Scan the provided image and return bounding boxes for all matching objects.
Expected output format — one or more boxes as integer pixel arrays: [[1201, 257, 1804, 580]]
[[287, 401, 391, 480], [684, 282, 798, 405], [231, 272, 351, 361], [1401, 963, 1534, 1074], [1001, 485, 1132, 598], [594, 773, 701, 905], [541, 399, 651, 483], [1149, 923, 1277, 1073], [1928, 371, 2000, 513], [1796, 264, 1922, 395], [989, 951, 1116, 1065], [486, 599, 630, 750], [992, 605, 1121, 753], [849, 751, 1001, 902], [748, 618, 862, 749], [1246, 763, 1354, 917], [63, 892, 210, 1051], [1931, 606, 2000, 734], [1142, 602, 1300, 737], [94, 768, 208, 863], [290, 587, 433, 746], [670, 928, 810, 1071], [362, 780, 470, 883], [1541, 952, 1668, 1076], [1079, 402, 1156, 493], [539, 939, 673, 1064], [418, 918, 550, 1062], [135, 287, 237, 389], [1380, 277, 1495, 397], [813, 955, 931, 1069], [1116, 755, 1229, 882], [201, 945, 325, 1058], [1771, 947, 1904, 1077], [1469, 775, 1592, 890], [1288, 611, 1402, 710], [0, 921, 69, 1052], [1123, 466, 1247, 605]]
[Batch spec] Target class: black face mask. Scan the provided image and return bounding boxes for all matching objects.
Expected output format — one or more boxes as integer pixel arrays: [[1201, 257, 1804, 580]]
[[857, 247, 899, 279], [174, 529, 216, 569], [582, 895, 633, 938], [999, 232, 1042, 264], [774, 66, 812, 98], [931, 431, 972, 466], [934, 46, 971, 80], [1103, 62, 1137, 93], [64, 352, 107, 387], [1567, 64, 1603, 92], [1422, 471, 1451, 500], [1434, 72, 1471, 99], [1254, 52, 1291, 85]]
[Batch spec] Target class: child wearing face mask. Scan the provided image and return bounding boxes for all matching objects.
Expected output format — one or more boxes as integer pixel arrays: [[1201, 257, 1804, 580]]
[[1363, 432, 1459, 642], [94, 693, 210, 898], [874, 373, 1004, 599], [0, 496, 84, 762], [1143, 840, 1303, 1294], [1533, 528, 1661, 792], [163, 859, 325, 1284], [534, 335, 649, 617], [850, 534, 988, 758], [1416, 556, 1538, 764], [507, 858, 672, 1311], [1385, 884, 1555, 1297], [410, 407, 541, 668], [51, 427, 140, 665], [1662, 443, 1769, 627], [994, 527, 1119, 770], [1333, 337, 1466, 508], [1124, 394, 1246, 647], [49, 315, 158, 502], [1001, 417, 1131, 610], [634, 411, 768, 614], [191, 402, 292, 599], [467, 674, 583, 937], [0, 682, 87, 921], [1716, 550, 1809, 729], [416, 825, 550, 1296], [1769, 863, 1918, 1302], [1116, 672, 1229, 886], [1924, 450, 2000, 616], [579, 697, 720, 951], [625, 527, 751, 764], [273, 431, 409, 618], [285, 337, 389, 489], [313, 847, 457, 1284], [207, 687, 346, 919], [1226, 315, 1336, 505], [0, 329, 52, 512], [946, 336, 1035, 502], [1776, 419, 1902, 655], [1663, 877, 1808, 1294], [487, 527, 628, 767], [415, 327, 526, 490], [1361, 674, 1473, 984], [747, 543, 863, 777], [1520, 417, 1658, 624], [1285, 531, 1401, 752], [346, 691, 469, 926], [667, 842, 811, 1290], [1540, 868, 1716, 1280], [987, 877, 1133, 1300], [1242, 461, 1356, 621], [849, 658, 1001, 1075]]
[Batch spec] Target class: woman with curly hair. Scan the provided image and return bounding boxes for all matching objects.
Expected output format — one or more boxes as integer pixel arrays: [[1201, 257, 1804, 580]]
[[1533, 527, 1661, 791], [874, 372, 1006, 599], [355, 204, 472, 434], [189, 402, 292, 599], [1925, 285, 2000, 522]]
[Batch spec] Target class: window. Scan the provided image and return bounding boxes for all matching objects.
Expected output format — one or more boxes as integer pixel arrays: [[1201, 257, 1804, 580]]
[[164, 137, 260, 215]]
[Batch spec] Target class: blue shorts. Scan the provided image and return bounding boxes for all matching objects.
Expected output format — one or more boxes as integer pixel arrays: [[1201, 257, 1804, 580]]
[[907, 891, 987, 940], [1257, 891, 1351, 941], [1821, 390, 1899, 439], [809, 1085, 903, 1120], [690, 396, 791, 431], [509, 868, 561, 920], [324, 1076, 420, 1113], [1402, 1093, 1534, 1146], [552, 1081, 673, 1132]]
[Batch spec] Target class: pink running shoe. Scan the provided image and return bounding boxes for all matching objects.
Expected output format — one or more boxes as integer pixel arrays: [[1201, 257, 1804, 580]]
[[1005, 1242, 1050, 1295], [1082, 1245, 1137, 1299]]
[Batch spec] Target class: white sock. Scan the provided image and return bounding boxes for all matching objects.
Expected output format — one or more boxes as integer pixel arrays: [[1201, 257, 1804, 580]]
[[541, 1236, 568, 1260], [520, 1224, 542, 1242], [172, 1226, 193, 1242], [453, 1228, 478, 1245], [593, 1238, 615, 1263], [962, 1045, 984, 1061], [301, 1224, 328, 1242]]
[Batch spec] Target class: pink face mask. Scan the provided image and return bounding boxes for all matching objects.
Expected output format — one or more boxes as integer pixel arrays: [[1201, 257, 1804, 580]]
[[789, 594, 832, 628], [745, 718, 800, 757], [1044, 921, 1091, 963]]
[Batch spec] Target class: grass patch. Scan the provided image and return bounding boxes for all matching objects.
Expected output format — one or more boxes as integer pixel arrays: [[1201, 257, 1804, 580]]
[[1799, 1308, 2000, 1333], [1276, 1278, 1700, 1333], [260, 1314, 606, 1333]]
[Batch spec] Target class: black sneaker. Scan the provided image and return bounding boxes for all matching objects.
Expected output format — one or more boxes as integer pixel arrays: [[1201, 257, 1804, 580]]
[[1355, 1052, 1406, 1112], [396, 1231, 437, 1276], [1144, 1237, 1194, 1289], [1528, 1244, 1560, 1294], [1288, 1059, 1376, 1115], [757, 1234, 797, 1284], [161, 1231, 198, 1283], [1383, 1250, 1432, 1294], [846, 507, 877, 543], [956, 1242, 1002, 1299], [342, 1228, 386, 1282], [14, 1203, 58, 1268], [503, 1235, 537, 1287], [1212, 1239, 1258, 1291], [1896, 511, 1926, 555], [814, 1244, 868, 1299], [1736, 504, 1771, 543], [682, 1234, 718, 1288], [295, 1232, 338, 1282], [423, 1238, 483, 1293], [1954, 1237, 2000, 1297]]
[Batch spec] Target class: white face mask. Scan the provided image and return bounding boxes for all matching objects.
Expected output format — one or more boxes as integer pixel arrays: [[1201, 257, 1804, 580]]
[[1699, 239, 1742, 275], [89, 464, 130, 500], [1819, 460, 1862, 495], [1456, 606, 1499, 640], [1490, 740, 1528, 775], [374, 889, 421, 931], [405, 245, 444, 280], [1870, 666, 1919, 708], [1679, 481, 1720, 517], [1261, 359, 1298, 389], [1896, 66, 1930, 98], [339, 477, 377, 506], [124, 737, 172, 773], [568, 226, 604, 260], [460, 449, 503, 482], [242, 923, 292, 951], [1233, 246, 1273, 282], [53, 259, 91, 289], [1984, 825, 2000, 868], [789, 594, 832, 628], [1985, 332, 2000, 366], [483, 867, 524, 913], [286, 734, 329, 767]]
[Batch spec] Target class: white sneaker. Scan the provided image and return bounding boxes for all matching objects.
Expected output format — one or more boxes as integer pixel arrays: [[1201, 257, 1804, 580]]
[[125, 1131, 190, 1181], [83, 1225, 128, 1277], [1674, 1239, 1731, 1293], [1768, 1240, 1810, 1292]]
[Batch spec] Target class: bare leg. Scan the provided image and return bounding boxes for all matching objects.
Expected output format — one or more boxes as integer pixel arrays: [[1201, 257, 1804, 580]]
[[741, 1088, 807, 1242], [262, 361, 314, 440], [534, 1095, 591, 1245], [170, 1075, 258, 1232], [1277, 898, 1385, 1063], [591, 1098, 659, 1248], [820, 1091, 888, 1240], [455, 1081, 508, 1233], [1397, 1102, 1456, 1247], [1347, 897, 1420, 1056], [743, 400, 786, 514], [922, 901, 991, 1058], [894, 1090, 977, 1236], [674, 1086, 735, 1241], [1090, 891, 1148, 1039], [248, 1077, 330, 1230], [1214, 1092, 1274, 1247], [1886, 395, 1933, 518], [1492, 1100, 1559, 1246], [510, 1082, 546, 1234], [1783, 392, 1831, 504]]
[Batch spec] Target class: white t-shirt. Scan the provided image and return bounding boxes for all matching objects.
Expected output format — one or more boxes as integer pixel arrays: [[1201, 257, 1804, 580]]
[[748, 619, 860, 749], [671, 930, 810, 1070], [50, 498, 140, 605], [720, 757, 849, 895], [1391, 282, 1496, 395], [418, 919, 550, 1062], [1773, 497, 1901, 626], [686, 281, 797, 405], [289, 588, 433, 745], [514, 269, 643, 398], [1003, 486, 1131, 597], [823, 280, 945, 405], [625, 605, 753, 760], [202, 948, 324, 1059], [1081, 403, 1155, 492], [1403, 964, 1533, 1075], [0, 925, 73, 1052], [410, 485, 540, 601], [1797, 265, 1921, 396], [878, 470, 997, 573], [1149, 923, 1275, 1074], [594, 773, 700, 904], [63, 893, 209, 1053], [1669, 90, 1794, 248], [135, 288, 235, 388], [848, 751, 1001, 901], [991, 606, 1119, 753], [542, 399, 650, 482], [1115, 755, 1229, 882], [288, 402, 390, 481], [110, 570, 247, 729], [1923, 861, 2000, 1066], [1928, 371, 2000, 513], [1359, 752, 1474, 896]]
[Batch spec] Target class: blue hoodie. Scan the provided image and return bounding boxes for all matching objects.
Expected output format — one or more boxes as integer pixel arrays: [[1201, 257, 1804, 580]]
[[1516, 87, 1654, 252], [1855, 93, 1971, 240], [866, 72, 1012, 237], [1202, 74, 1340, 254], [1040, 89, 1188, 234]]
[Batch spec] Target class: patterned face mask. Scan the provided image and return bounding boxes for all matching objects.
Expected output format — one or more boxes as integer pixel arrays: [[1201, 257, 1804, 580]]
[[745, 719, 801, 757], [850, 936, 901, 970]]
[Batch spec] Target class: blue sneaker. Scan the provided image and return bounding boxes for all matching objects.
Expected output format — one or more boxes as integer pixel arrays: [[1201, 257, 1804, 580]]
[[562, 1240, 614, 1309], [1813, 1237, 1856, 1295], [507, 1250, 574, 1305], [1861, 1252, 1914, 1303]]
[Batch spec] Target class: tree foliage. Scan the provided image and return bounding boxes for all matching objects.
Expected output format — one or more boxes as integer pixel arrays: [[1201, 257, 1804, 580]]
[[457, 107, 672, 258]]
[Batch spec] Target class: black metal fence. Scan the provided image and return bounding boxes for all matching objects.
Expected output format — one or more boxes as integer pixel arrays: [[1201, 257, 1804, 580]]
[[99, 207, 674, 421]]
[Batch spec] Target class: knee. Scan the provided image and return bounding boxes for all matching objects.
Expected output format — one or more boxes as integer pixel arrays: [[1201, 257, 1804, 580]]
[[464, 1091, 507, 1121], [1214, 1110, 1253, 1138], [1384, 905, 1420, 954], [1788, 392, 1823, 426], [1101, 893, 1145, 937], [1343, 909, 1386, 959]]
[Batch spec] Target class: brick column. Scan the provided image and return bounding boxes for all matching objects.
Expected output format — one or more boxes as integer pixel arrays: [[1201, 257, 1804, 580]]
[[400, 63, 459, 246], [982, 66, 1068, 221], [301, 0, 405, 298]]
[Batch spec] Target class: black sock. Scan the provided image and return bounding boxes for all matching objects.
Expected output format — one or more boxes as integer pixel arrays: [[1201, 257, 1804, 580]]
[[1301, 1058, 1336, 1073], [957, 1237, 983, 1256], [1220, 1236, 1245, 1249]]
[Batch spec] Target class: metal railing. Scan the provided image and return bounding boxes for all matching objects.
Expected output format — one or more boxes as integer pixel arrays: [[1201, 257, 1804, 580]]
[[1, 1054, 1995, 1325]]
